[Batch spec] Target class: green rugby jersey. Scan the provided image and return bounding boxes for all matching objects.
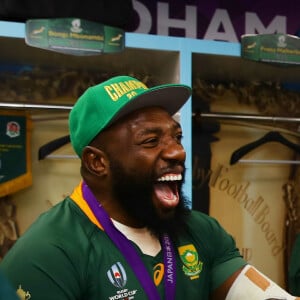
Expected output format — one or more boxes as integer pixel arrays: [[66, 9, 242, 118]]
[[289, 233, 300, 295], [0, 271, 19, 300], [0, 196, 246, 299]]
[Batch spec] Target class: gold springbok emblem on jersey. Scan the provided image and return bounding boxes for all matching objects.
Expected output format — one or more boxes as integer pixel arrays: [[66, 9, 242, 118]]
[[17, 285, 31, 300], [178, 244, 203, 280]]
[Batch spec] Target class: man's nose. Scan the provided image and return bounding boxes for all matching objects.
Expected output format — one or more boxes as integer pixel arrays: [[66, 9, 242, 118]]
[[161, 140, 186, 162]]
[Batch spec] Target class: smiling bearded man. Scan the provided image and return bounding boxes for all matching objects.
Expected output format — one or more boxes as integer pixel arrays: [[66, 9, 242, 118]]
[[101, 135, 189, 239], [1, 75, 298, 300], [87, 105, 190, 239]]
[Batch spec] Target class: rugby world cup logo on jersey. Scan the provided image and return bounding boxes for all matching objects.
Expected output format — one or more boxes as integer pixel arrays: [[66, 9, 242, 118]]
[[107, 262, 127, 288]]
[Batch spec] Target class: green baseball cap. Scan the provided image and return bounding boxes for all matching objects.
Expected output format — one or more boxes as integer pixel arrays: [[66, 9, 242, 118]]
[[69, 75, 191, 157]]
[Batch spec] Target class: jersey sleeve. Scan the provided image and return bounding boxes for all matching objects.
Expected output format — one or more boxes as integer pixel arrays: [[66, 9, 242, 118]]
[[0, 232, 84, 300], [0, 271, 19, 300], [207, 216, 247, 291], [0, 199, 92, 300], [188, 211, 247, 292]]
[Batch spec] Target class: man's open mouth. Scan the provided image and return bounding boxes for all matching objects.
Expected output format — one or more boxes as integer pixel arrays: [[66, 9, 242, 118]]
[[154, 174, 182, 207]]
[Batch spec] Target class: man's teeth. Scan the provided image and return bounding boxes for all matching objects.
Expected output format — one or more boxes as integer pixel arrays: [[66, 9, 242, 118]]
[[157, 174, 182, 181]]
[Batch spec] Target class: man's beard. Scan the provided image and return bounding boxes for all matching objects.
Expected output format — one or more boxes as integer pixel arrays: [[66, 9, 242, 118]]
[[109, 159, 190, 239]]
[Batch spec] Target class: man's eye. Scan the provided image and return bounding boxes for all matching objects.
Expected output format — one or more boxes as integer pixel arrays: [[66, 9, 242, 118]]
[[176, 133, 183, 143], [142, 137, 158, 146]]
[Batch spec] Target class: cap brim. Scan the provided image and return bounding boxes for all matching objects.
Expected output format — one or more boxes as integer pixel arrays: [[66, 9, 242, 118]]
[[107, 84, 191, 127]]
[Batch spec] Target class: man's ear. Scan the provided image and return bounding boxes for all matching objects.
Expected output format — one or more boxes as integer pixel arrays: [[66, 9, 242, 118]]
[[82, 146, 108, 176]]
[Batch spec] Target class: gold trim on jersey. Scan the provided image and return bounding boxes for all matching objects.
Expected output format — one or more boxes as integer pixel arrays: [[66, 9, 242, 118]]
[[70, 181, 104, 230]]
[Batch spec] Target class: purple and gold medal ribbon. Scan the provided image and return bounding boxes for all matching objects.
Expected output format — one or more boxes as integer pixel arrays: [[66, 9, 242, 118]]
[[82, 181, 176, 300]]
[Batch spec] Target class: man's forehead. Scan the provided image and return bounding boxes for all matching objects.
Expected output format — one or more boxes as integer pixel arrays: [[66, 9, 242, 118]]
[[130, 115, 182, 135], [114, 106, 170, 124], [100, 106, 181, 138]]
